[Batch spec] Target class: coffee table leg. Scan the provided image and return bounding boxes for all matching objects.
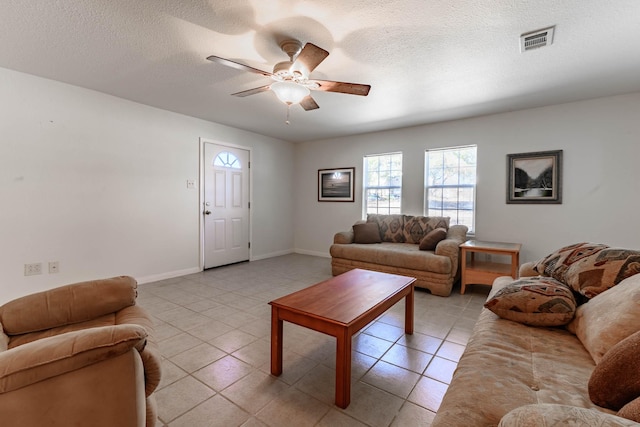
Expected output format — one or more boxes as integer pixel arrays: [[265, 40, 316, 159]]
[[335, 329, 351, 408], [270, 306, 283, 376], [405, 285, 414, 334]]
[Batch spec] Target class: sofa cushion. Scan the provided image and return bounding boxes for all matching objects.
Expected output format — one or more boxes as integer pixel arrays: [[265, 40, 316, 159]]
[[619, 397, 640, 423], [353, 222, 382, 244], [330, 242, 452, 274], [566, 274, 640, 363], [589, 330, 640, 410], [533, 242, 609, 283], [484, 276, 576, 326], [419, 228, 448, 251], [498, 404, 638, 427], [564, 248, 640, 298], [367, 214, 405, 243], [403, 215, 450, 244]]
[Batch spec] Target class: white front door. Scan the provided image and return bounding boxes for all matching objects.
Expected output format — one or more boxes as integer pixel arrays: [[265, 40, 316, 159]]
[[203, 142, 250, 268]]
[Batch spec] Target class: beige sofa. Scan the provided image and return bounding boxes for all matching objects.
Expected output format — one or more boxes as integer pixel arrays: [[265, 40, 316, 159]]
[[0, 276, 161, 427], [433, 248, 640, 426], [330, 214, 468, 296]]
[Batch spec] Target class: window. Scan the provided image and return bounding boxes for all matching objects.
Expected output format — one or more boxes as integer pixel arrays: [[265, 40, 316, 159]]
[[214, 151, 241, 169], [425, 146, 477, 233], [364, 152, 402, 215]]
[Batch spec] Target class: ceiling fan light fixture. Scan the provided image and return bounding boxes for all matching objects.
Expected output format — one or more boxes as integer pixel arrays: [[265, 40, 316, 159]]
[[271, 81, 310, 105]]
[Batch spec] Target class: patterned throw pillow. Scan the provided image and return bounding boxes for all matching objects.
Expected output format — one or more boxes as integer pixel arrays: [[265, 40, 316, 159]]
[[564, 248, 640, 298], [367, 214, 405, 243], [484, 276, 577, 327], [403, 215, 450, 244], [533, 242, 609, 283]]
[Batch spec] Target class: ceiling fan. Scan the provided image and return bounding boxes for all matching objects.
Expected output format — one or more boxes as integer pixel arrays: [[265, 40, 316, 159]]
[[206, 40, 371, 111]]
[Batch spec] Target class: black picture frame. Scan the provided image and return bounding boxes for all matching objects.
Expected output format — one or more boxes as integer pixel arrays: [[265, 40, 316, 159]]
[[507, 150, 563, 204], [318, 167, 355, 202]]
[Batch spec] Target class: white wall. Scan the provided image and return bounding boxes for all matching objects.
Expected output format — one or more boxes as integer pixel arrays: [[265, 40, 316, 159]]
[[0, 67, 294, 303], [294, 92, 640, 264]]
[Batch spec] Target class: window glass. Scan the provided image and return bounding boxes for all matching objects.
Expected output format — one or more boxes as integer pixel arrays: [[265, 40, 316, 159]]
[[214, 152, 241, 169], [425, 146, 477, 233], [363, 152, 402, 216]]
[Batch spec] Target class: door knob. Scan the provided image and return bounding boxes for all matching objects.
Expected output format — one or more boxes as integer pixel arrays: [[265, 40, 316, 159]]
[[204, 210, 211, 215]]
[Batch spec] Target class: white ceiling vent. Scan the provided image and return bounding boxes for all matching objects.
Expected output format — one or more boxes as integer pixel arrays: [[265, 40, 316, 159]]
[[520, 26, 555, 52]]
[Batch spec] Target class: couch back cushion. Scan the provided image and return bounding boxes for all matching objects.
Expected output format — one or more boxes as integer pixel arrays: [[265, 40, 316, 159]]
[[403, 215, 450, 244], [0, 276, 137, 335], [566, 274, 640, 363], [367, 214, 405, 243]]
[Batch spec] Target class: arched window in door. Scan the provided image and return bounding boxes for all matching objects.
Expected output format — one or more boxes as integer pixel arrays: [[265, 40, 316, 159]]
[[214, 152, 241, 169]]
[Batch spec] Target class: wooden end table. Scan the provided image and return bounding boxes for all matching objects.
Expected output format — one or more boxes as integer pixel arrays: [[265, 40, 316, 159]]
[[269, 269, 415, 409], [459, 240, 522, 294]]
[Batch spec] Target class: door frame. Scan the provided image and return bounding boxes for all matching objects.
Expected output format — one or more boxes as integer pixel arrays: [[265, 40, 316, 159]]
[[199, 138, 253, 271]]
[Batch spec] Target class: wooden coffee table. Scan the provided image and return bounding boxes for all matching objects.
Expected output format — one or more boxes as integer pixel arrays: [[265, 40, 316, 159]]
[[269, 269, 416, 408]]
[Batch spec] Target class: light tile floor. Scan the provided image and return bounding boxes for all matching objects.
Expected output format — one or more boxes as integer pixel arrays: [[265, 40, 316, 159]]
[[138, 254, 489, 427]]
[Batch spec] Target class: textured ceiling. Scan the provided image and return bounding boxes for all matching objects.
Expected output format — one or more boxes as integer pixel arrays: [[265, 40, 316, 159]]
[[2, 0, 640, 142]]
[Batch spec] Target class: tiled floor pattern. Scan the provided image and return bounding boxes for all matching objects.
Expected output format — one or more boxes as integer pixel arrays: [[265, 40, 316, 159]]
[[138, 254, 489, 427]]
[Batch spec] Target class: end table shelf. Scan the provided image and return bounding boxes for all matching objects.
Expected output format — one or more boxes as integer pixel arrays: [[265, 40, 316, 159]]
[[459, 240, 522, 294]]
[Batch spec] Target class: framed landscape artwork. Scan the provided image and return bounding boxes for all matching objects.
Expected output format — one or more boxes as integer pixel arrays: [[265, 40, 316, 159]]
[[318, 167, 355, 202], [507, 150, 563, 204]]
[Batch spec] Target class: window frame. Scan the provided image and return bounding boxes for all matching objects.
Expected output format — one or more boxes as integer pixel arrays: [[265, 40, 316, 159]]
[[424, 145, 477, 234], [362, 152, 403, 217]]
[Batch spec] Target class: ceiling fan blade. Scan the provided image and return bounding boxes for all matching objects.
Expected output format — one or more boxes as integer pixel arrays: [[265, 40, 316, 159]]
[[312, 80, 371, 96], [300, 95, 319, 111], [206, 55, 273, 77], [231, 85, 271, 97], [292, 43, 329, 74]]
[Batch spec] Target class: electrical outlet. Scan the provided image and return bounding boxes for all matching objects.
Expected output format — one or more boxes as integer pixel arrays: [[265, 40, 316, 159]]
[[24, 263, 42, 276], [49, 261, 59, 274], [187, 179, 196, 189]]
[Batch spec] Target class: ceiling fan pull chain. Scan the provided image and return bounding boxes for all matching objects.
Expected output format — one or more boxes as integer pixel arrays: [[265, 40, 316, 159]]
[[285, 104, 291, 125]]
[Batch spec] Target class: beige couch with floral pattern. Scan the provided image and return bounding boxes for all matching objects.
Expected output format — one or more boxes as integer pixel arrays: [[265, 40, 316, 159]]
[[330, 214, 468, 297], [433, 243, 640, 426]]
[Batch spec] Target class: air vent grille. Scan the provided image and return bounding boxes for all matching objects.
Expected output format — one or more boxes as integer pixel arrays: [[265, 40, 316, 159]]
[[520, 26, 555, 52]]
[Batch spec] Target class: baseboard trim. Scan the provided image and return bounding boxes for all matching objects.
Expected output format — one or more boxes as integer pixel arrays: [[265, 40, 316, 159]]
[[250, 249, 294, 261], [293, 248, 331, 258], [135, 267, 201, 284]]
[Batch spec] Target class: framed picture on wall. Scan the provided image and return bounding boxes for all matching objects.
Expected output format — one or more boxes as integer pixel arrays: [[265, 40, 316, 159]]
[[318, 167, 355, 202], [507, 150, 563, 204]]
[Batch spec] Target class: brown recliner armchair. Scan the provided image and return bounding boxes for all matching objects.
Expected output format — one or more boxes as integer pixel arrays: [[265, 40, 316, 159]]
[[0, 276, 161, 427]]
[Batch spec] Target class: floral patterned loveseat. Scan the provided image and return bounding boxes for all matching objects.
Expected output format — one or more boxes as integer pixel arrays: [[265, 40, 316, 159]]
[[330, 214, 468, 297]]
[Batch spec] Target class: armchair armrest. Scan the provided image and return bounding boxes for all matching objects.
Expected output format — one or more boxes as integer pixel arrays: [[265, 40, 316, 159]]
[[0, 324, 147, 394]]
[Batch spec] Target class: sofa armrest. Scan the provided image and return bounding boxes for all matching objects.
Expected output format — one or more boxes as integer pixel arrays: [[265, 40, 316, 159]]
[[519, 262, 538, 277], [0, 276, 137, 335], [499, 403, 638, 426], [435, 225, 468, 278], [0, 324, 147, 394], [334, 231, 354, 244]]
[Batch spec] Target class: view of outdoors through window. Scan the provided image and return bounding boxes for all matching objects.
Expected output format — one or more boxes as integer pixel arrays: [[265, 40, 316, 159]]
[[364, 152, 402, 215], [425, 146, 477, 232]]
